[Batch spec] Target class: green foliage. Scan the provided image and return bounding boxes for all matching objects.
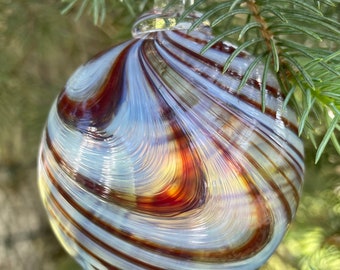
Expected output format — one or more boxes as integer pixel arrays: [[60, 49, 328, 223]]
[[181, 0, 340, 163]]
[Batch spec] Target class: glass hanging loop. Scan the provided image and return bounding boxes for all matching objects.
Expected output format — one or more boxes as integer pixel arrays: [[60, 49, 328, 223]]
[[132, 0, 198, 38]]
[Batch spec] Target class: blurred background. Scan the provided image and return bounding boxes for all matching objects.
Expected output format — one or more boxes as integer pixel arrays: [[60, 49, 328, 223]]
[[0, 0, 339, 269]]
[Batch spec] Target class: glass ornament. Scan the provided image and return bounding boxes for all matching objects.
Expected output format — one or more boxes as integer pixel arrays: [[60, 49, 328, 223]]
[[38, 2, 304, 269]]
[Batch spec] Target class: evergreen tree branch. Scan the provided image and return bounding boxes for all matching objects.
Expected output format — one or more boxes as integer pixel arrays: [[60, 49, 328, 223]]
[[180, 0, 340, 162]]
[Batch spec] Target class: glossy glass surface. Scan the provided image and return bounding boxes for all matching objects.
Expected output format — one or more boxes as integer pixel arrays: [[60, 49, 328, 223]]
[[38, 25, 304, 269]]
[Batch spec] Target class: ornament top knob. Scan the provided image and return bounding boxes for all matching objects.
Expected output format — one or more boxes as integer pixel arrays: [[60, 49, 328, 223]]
[[131, 0, 208, 39]]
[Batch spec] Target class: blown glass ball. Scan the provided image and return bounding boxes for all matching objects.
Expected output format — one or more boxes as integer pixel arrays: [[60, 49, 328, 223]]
[[38, 19, 304, 270]]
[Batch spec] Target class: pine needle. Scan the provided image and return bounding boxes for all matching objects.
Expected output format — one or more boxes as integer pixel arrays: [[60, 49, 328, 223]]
[[316, 109, 340, 163], [212, 9, 251, 27], [282, 53, 316, 89], [237, 22, 261, 40], [187, 2, 232, 32], [75, 0, 89, 21], [61, 0, 78, 15], [237, 53, 266, 91], [269, 38, 280, 72], [261, 53, 272, 112], [223, 38, 263, 73], [200, 26, 244, 54], [178, 0, 205, 22], [229, 0, 244, 12], [282, 85, 296, 110], [299, 91, 316, 136]]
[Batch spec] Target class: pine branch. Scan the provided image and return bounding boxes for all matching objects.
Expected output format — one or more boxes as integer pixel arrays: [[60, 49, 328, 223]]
[[60, 0, 340, 162], [174, 0, 340, 162]]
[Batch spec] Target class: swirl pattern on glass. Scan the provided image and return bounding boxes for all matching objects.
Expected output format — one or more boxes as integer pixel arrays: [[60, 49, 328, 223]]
[[38, 27, 304, 270]]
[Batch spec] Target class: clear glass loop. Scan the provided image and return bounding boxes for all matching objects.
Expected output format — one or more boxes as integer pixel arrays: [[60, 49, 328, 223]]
[[131, 0, 200, 39]]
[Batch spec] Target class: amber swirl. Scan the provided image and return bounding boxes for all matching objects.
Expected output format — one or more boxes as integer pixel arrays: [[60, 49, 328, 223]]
[[38, 27, 304, 270]]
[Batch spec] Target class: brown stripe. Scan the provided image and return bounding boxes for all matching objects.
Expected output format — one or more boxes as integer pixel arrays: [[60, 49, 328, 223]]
[[140, 44, 302, 220], [154, 31, 303, 162], [158, 30, 299, 135], [57, 40, 137, 131], [44, 189, 156, 270], [45, 128, 206, 216], [171, 30, 283, 98], [171, 30, 248, 58], [141, 34, 303, 180], [253, 143, 302, 202], [136, 51, 275, 260], [212, 116, 297, 220], [46, 207, 121, 270], [42, 138, 273, 262]]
